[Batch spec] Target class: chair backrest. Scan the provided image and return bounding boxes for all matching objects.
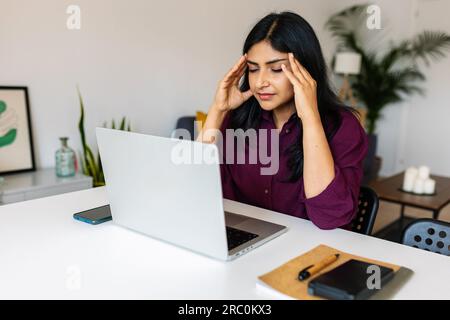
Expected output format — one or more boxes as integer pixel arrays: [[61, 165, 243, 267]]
[[402, 219, 450, 256], [351, 186, 379, 235], [174, 116, 196, 140]]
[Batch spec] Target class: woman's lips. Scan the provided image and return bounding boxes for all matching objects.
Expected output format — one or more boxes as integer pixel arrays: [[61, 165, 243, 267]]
[[258, 93, 275, 101]]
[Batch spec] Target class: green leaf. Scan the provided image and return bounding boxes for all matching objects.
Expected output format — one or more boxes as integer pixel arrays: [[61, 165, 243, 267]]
[[380, 41, 410, 71], [78, 150, 88, 176], [411, 31, 450, 65], [77, 86, 88, 171], [325, 4, 368, 51], [85, 145, 99, 183], [119, 117, 126, 131], [76, 86, 120, 187], [97, 151, 104, 184]]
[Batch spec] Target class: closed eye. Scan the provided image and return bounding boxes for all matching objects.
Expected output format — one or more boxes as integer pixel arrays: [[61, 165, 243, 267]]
[[248, 69, 283, 73]]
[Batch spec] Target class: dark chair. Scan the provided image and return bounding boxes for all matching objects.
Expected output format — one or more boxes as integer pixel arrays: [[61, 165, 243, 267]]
[[174, 116, 196, 140], [351, 186, 379, 235], [402, 219, 450, 255]]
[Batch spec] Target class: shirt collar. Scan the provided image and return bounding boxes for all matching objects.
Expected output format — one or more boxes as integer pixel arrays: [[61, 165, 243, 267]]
[[260, 109, 298, 126]]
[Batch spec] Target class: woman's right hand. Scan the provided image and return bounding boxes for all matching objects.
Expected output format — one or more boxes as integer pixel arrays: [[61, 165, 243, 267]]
[[213, 55, 253, 113]]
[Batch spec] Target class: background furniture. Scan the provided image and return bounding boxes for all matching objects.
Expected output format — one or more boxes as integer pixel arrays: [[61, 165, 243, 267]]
[[1, 186, 449, 299], [402, 219, 450, 256], [0, 168, 92, 205], [370, 172, 450, 243], [334, 51, 362, 108], [174, 116, 196, 140], [351, 186, 379, 235]]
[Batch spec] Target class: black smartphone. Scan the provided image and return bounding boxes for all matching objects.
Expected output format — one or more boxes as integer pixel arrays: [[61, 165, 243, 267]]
[[73, 205, 112, 225]]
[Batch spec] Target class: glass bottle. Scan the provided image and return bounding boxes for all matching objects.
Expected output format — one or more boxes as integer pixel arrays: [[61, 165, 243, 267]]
[[55, 137, 76, 177]]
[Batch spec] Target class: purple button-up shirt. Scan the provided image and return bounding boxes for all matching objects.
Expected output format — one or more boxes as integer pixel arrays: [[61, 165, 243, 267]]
[[219, 108, 368, 230]]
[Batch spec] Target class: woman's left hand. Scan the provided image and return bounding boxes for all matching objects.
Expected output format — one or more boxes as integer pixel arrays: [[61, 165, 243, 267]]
[[281, 53, 320, 123]]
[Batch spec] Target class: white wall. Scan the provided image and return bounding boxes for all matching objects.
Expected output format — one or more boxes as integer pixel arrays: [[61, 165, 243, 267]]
[[1, 0, 449, 177], [330, 0, 416, 177], [0, 0, 338, 169], [317, 0, 450, 177], [397, 0, 450, 176], [340, 0, 450, 176]]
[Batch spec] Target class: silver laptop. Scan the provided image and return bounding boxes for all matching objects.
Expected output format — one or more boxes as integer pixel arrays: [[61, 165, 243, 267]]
[[96, 128, 287, 261]]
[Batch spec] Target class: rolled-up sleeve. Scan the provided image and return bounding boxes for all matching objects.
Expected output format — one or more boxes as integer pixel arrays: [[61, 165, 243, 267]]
[[301, 113, 369, 230]]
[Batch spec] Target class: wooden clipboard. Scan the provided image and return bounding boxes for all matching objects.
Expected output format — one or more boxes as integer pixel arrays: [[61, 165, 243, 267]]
[[258, 244, 407, 300]]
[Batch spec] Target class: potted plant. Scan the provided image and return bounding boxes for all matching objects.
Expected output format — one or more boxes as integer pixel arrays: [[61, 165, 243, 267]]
[[326, 4, 450, 183], [77, 88, 132, 187]]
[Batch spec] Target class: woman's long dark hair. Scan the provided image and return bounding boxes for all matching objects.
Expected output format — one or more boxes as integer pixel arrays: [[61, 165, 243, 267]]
[[230, 11, 356, 182]]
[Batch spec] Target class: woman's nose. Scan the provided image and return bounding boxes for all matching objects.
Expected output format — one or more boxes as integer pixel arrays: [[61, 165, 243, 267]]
[[255, 70, 270, 89]]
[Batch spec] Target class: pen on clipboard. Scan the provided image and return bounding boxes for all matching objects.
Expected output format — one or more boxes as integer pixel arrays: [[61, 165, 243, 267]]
[[298, 253, 340, 281]]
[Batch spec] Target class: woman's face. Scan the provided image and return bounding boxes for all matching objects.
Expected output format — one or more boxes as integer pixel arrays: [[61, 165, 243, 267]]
[[246, 41, 295, 111]]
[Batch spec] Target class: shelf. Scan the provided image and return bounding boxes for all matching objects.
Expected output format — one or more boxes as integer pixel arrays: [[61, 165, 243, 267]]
[[0, 168, 93, 205]]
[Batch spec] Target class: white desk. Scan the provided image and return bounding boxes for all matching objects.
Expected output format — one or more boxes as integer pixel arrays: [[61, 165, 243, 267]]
[[0, 187, 449, 300]]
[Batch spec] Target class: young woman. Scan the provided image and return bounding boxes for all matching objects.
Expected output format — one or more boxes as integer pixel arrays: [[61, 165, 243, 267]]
[[198, 12, 368, 230]]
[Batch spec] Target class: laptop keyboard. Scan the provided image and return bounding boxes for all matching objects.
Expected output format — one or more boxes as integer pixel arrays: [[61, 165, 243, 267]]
[[226, 226, 258, 250]]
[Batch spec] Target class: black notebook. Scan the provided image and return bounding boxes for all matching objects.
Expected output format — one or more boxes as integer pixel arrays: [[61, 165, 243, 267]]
[[308, 259, 395, 300]]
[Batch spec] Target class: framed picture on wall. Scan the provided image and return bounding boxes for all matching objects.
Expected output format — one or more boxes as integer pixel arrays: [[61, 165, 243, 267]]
[[0, 86, 36, 175]]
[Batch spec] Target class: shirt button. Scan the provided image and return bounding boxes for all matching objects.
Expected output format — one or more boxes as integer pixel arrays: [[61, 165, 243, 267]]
[[264, 189, 269, 194], [286, 129, 290, 134]]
